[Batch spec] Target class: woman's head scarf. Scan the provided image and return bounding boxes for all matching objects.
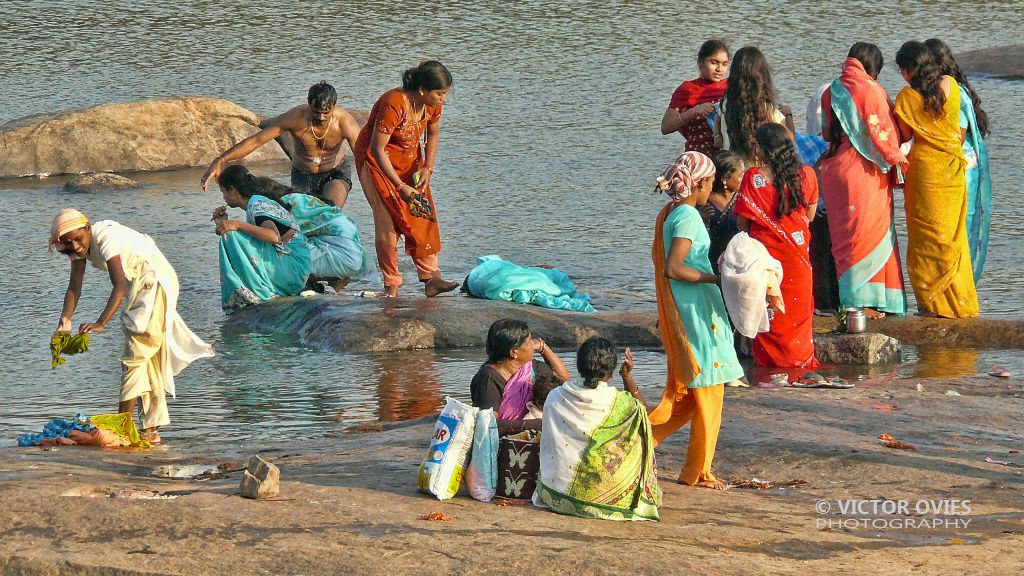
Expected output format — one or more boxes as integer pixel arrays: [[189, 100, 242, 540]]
[[49, 208, 90, 250], [656, 151, 716, 201]]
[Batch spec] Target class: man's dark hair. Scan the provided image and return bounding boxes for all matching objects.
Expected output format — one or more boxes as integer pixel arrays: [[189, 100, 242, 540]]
[[577, 337, 618, 388], [307, 81, 337, 109]]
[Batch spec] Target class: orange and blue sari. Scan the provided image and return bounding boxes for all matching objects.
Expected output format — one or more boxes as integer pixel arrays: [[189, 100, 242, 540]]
[[820, 58, 907, 315]]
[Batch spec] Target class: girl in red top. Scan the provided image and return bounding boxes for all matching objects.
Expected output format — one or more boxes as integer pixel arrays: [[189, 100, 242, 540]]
[[354, 61, 460, 297], [734, 123, 821, 374], [660, 40, 730, 156]]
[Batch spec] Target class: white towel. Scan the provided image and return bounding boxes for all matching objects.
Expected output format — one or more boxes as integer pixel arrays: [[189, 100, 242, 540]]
[[719, 232, 784, 338]]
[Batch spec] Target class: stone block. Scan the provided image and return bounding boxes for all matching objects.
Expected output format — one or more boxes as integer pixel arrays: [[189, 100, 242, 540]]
[[239, 456, 280, 499], [815, 332, 901, 365]]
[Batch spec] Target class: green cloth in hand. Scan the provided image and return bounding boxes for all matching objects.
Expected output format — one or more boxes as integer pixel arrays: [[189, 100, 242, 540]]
[[50, 333, 90, 369]]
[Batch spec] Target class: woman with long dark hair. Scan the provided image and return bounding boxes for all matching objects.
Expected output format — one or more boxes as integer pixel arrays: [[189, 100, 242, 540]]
[[925, 38, 992, 283], [354, 60, 460, 298], [820, 42, 908, 318], [212, 165, 311, 312], [734, 123, 820, 372], [660, 39, 731, 156], [713, 46, 795, 164], [893, 41, 978, 318]]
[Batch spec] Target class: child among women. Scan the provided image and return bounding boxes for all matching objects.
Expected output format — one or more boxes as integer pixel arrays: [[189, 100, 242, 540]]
[[661, 39, 731, 156], [650, 151, 744, 490], [50, 209, 214, 444], [893, 41, 979, 318], [734, 123, 821, 373]]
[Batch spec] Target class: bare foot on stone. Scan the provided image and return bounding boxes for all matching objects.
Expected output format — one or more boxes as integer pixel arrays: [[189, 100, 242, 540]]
[[690, 479, 730, 490], [329, 278, 351, 292], [424, 278, 459, 297], [864, 308, 886, 319], [382, 286, 399, 298]]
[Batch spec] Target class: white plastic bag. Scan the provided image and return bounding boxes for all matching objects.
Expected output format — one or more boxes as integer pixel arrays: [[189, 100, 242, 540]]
[[417, 397, 478, 500], [465, 409, 499, 502]]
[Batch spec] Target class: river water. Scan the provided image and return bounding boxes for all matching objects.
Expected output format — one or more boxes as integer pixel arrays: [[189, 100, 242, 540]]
[[1, 1, 1022, 445]]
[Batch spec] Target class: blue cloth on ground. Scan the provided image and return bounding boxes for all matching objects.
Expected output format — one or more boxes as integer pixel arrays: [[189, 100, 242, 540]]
[[17, 413, 94, 447], [464, 255, 595, 312]]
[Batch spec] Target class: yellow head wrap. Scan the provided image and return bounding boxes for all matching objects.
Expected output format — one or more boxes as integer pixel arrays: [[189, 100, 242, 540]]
[[49, 208, 90, 249]]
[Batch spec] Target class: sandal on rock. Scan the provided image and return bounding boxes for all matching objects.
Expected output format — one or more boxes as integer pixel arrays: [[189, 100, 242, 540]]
[[790, 372, 828, 388], [989, 366, 1011, 379], [759, 373, 790, 387]]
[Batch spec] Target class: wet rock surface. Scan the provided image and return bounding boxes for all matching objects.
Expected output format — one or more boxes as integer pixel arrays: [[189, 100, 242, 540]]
[[0, 97, 288, 178], [955, 44, 1024, 79], [227, 295, 661, 354], [62, 172, 138, 193]]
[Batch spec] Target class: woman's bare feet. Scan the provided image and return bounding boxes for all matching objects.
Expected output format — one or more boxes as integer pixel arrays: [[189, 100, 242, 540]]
[[915, 309, 939, 318], [864, 307, 886, 319], [328, 278, 351, 292], [424, 278, 459, 297], [693, 479, 730, 490], [382, 286, 399, 298], [141, 429, 162, 445]]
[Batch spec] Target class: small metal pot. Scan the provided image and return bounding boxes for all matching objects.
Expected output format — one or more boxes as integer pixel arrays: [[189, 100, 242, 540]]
[[846, 308, 867, 334]]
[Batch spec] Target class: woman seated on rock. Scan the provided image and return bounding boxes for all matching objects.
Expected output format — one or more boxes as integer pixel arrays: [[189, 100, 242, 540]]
[[256, 176, 378, 292], [533, 337, 661, 521], [213, 165, 311, 313], [470, 319, 570, 434]]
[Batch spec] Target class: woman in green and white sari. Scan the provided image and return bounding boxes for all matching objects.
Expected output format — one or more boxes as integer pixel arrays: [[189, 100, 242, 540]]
[[534, 337, 661, 522], [214, 165, 311, 313]]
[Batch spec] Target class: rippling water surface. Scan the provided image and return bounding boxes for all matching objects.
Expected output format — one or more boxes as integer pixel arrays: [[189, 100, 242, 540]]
[[1, 1, 1021, 444]]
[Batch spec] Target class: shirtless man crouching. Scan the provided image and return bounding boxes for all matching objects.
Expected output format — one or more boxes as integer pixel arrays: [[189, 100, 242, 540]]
[[201, 81, 360, 208]]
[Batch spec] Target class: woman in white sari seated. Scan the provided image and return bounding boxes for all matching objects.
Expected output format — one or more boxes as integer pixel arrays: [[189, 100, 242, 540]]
[[533, 337, 662, 522]]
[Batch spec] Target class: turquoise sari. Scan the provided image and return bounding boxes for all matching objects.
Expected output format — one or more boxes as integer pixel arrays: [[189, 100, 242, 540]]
[[282, 193, 377, 282], [219, 195, 311, 313], [464, 255, 595, 312], [958, 83, 992, 284]]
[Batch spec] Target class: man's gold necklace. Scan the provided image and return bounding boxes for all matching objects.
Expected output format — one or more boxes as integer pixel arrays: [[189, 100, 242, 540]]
[[309, 117, 333, 165]]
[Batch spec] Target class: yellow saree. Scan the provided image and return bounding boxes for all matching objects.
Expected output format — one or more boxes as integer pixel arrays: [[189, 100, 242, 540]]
[[894, 78, 978, 318]]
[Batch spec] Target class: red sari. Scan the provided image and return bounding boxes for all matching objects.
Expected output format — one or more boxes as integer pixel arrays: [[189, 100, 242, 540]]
[[669, 78, 727, 156], [734, 166, 821, 372]]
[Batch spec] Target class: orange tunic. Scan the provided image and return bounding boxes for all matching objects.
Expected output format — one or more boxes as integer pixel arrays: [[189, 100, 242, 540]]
[[353, 88, 443, 257]]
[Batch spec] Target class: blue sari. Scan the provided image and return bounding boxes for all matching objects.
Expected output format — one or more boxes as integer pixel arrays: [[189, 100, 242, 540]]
[[958, 83, 992, 284], [282, 193, 377, 282], [219, 195, 311, 313]]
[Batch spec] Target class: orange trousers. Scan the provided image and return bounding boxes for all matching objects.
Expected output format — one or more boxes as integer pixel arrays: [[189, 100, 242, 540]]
[[357, 164, 440, 287], [651, 384, 724, 485]]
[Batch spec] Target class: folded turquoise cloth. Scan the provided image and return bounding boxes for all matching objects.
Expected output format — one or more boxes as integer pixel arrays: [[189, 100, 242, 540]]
[[464, 255, 595, 313]]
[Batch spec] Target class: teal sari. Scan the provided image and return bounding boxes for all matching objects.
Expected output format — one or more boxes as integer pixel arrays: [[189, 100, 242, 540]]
[[219, 195, 311, 313], [958, 83, 992, 284], [464, 255, 594, 312], [282, 193, 377, 282]]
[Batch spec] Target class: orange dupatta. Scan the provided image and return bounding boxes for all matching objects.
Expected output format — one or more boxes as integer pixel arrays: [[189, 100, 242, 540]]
[[648, 203, 701, 426]]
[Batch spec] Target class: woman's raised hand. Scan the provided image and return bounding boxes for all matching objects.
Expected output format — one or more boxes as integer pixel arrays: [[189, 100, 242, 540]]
[[619, 347, 634, 378]]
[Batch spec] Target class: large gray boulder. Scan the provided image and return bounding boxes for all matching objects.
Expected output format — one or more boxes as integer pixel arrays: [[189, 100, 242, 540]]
[[954, 44, 1024, 79], [63, 173, 138, 193], [0, 97, 288, 178], [227, 295, 661, 354], [815, 332, 901, 365]]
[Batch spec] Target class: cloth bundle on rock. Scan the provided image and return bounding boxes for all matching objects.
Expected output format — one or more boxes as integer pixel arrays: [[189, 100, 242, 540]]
[[50, 333, 90, 369], [534, 380, 661, 521], [17, 412, 150, 448], [719, 232, 784, 338], [464, 255, 595, 312], [281, 193, 378, 282]]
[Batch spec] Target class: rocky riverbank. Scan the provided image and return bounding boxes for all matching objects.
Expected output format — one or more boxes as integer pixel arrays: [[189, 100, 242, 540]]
[[2, 369, 1021, 575]]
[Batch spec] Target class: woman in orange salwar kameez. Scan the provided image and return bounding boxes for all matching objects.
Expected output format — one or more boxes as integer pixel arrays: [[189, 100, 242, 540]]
[[892, 42, 978, 318], [820, 43, 908, 318], [353, 60, 459, 297], [735, 123, 821, 375]]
